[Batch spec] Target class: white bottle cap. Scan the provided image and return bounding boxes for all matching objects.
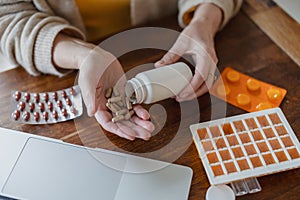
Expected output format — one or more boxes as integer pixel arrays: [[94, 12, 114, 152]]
[[206, 185, 235, 200]]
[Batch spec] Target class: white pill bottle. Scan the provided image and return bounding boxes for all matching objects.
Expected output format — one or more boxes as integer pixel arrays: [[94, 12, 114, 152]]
[[125, 62, 193, 104]]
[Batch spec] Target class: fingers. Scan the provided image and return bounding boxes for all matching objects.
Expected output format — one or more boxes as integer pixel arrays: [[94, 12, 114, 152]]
[[119, 120, 152, 141], [133, 105, 150, 120], [154, 51, 181, 68], [194, 71, 216, 96], [95, 107, 154, 141], [79, 77, 97, 117], [131, 116, 155, 133], [94, 110, 136, 140], [176, 70, 205, 101], [176, 50, 217, 101], [154, 37, 187, 68], [176, 69, 217, 102]]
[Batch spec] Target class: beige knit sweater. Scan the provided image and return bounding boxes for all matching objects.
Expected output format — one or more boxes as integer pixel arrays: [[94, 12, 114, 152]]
[[0, 0, 242, 76]]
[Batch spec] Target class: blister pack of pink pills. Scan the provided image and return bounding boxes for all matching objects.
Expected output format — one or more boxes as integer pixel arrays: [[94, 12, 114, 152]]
[[10, 85, 83, 124]]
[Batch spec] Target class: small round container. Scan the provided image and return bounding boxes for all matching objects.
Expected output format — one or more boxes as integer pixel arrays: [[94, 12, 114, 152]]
[[206, 185, 235, 200]]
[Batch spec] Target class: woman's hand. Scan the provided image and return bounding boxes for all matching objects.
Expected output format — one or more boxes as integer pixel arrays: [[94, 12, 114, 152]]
[[78, 47, 154, 140], [155, 3, 222, 101], [53, 34, 154, 140]]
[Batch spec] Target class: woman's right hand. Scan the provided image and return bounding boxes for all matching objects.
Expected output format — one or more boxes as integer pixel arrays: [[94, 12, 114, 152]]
[[53, 34, 155, 140]]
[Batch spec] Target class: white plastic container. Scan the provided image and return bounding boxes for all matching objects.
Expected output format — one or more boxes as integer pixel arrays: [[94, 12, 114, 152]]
[[206, 185, 235, 200], [125, 62, 193, 104]]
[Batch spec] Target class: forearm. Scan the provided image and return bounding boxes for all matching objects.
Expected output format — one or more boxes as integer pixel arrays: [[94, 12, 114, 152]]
[[0, 0, 85, 76], [53, 33, 117, 79], [53, 34, 96, 70], [189, 3, 223, 36], [178, 0, 242, 29]]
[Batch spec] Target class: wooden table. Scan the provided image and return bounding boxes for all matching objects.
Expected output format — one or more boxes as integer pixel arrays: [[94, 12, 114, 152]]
[[243, 0, 300, 67], [0, 9, 299, 200]]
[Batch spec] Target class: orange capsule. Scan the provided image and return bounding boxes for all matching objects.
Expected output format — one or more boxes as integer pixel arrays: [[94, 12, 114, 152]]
[[267, 88, 282, 101], [256, 102, 272, 111], [236, 93, 251, 106], [216, 85, 231, 97], [226, 70, 240, 82], [246, 78, 261, 92]]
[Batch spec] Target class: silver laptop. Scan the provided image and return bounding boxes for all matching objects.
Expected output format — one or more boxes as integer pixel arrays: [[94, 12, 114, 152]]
[[0, 127, 192, 200]]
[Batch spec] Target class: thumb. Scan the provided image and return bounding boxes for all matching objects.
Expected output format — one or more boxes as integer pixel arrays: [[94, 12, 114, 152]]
[[79, 78, 97, 117], [78, 67, 99, 117]]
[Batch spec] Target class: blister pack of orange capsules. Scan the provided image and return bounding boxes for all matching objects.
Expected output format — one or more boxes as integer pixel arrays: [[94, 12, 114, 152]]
[[210, 67, 287, 112]]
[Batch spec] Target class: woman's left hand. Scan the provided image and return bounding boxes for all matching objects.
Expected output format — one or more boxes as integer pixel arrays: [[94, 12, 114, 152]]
[[155, 3, 222, 102]]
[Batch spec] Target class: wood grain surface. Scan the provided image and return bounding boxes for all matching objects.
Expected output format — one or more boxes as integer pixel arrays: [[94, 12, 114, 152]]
[[243, 0, 300, 67], [0, 10, 299, 200]]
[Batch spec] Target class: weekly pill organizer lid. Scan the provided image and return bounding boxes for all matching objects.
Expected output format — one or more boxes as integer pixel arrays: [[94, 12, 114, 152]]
[[0, 127, 192, 200], [190, 108, 300, 185]]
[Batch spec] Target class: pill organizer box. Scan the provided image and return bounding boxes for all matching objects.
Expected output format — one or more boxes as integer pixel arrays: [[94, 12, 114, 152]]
[[190, 108, 300, 185], [10, 86, 83, 124], [210, 67, 287, 112]]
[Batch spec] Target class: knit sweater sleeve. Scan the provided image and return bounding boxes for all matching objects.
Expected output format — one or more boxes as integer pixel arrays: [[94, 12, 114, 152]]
[[0, 0, 85, 77], [178, 0, 243, 29]]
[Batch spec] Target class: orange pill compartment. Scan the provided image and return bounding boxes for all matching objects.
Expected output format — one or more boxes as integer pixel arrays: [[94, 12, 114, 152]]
[[190, 108, 300, 185], [210, 67, 287, 112]]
